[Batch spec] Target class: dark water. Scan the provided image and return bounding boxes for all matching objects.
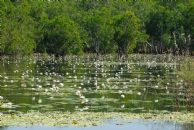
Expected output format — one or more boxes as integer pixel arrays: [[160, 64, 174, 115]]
[[0, 120, 194, 130], [0, 54, 193, 113]]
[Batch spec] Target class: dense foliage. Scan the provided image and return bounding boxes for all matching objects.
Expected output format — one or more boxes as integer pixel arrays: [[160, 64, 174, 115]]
[[0, 0, 194, 56]]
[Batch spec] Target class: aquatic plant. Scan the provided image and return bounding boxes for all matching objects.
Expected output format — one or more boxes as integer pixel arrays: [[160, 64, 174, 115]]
[[0, 54, 193, 126], [0, 111, 194, 126]]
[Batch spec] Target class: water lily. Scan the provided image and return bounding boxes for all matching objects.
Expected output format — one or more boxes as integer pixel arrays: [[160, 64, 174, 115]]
[[121, 104, 125, 108], [121, 94, 125, 98], [137, 92, 142, 95], [0, 95, 3, 100], [38, 99, 42, 104]]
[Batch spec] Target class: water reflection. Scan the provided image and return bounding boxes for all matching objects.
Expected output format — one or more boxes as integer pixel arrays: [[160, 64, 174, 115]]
[[0, 55, 193, 113]]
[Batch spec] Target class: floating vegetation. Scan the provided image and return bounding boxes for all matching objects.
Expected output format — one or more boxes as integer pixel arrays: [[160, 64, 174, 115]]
[[0, 54, 193, 126], [0, 111, 194, 126]]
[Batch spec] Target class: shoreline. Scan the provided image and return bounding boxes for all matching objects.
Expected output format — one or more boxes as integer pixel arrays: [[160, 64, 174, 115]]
[[0, 111, 194, 127]]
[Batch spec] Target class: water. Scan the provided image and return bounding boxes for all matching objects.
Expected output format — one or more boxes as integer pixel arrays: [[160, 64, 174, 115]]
[[0, 54, 193, 113], [0, 120, 194, 130]]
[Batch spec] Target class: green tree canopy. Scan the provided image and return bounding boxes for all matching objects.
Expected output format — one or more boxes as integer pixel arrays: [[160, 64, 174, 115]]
[[113, 11, 143, 56], [37, 15, 84, 55], [1, 0, 35, 55]]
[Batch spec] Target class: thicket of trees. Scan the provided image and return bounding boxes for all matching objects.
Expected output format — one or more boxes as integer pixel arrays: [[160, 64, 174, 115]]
[[0, 0, 194, 56]]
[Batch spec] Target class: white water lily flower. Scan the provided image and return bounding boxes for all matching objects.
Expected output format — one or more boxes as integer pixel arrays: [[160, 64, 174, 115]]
[[121, 94, 125, 98], [75, 90, 81, 96], [80, 95, 85, 99], [32, 97, 36, 101], [49, 97, 54, 99], [45, 89, 48, 93], [38, 99, 42, 104], [121, 105, 125, 108], [118, 90, 122, 94], [0, 96, 3, 100], [137, 92, 142, 95], [59, 83, 64, 87], [38, 85, 42, 89]]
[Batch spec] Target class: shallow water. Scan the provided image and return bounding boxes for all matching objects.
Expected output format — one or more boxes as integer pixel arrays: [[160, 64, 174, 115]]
[[0, 120, 194, 130], [0, 54, 193, 113]]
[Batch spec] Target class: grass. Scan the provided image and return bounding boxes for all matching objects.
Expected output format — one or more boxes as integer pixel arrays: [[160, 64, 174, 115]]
[[179, 56, 194, 82]]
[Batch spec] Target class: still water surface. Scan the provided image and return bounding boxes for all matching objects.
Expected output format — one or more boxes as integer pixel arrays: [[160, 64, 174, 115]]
[[0, 55, 193, 129], [0, 55, 193, 113]]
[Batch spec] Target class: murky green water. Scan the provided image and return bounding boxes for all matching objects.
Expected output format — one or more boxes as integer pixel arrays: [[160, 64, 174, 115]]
[[0, 54, 193, 113]]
